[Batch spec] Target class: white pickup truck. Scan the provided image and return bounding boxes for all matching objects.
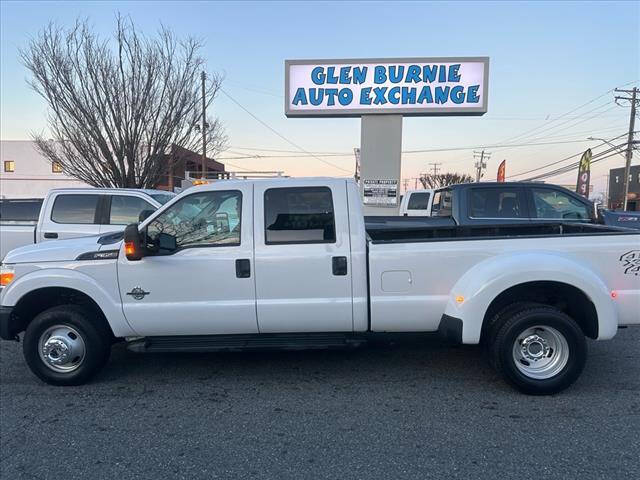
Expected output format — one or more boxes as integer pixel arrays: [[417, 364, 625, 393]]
[[1, 178, 638, 394], [0, 188, 175, 261]]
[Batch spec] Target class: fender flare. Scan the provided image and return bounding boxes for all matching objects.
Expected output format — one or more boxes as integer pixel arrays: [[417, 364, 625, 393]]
[[1, 267, 136, 337], [442, 252, 617, 344]]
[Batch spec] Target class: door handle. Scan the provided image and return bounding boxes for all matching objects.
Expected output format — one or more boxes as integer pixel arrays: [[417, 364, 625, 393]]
[[43, 232, 58, 239], [235, 259, 251, 278], [332, 256, 348, 276]]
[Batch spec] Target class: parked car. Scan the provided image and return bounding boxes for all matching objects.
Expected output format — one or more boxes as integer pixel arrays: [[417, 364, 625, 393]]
[[367, 182, 640, 235], [399, 189, 434, 216], [0, 188, 175, 260], [1, 178, 638, 394]]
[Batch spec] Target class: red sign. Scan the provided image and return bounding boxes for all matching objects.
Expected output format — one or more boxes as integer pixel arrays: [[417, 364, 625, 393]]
[[497, 160, 506, 182]]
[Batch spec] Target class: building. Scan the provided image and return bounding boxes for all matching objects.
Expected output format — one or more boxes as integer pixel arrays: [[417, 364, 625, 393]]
[[1, 141, 89, 198], [0, 140, 225, 198], [608, 165, 640, 211]]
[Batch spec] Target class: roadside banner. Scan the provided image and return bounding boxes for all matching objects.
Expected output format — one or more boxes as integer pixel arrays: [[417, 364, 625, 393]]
[[576, 149, 592, 198], [497, 160, 506, 182]]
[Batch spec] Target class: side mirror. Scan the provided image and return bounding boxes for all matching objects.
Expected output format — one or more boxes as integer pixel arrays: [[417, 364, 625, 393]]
[[157, 232, 177, 252], [124, 223, 144, 261], [139, 209, 154, 223]]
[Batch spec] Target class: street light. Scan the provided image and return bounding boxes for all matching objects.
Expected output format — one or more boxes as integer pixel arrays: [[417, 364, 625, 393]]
[[586, 137, 627, 159]]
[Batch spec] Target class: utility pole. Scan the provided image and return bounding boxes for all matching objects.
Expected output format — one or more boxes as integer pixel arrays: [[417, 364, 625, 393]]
[[201, 71, 207, 179], [615, 87, 638, 211], [429, 162, 442, 176], [402, 178, 409, 193], [473, 150, 491, 182]]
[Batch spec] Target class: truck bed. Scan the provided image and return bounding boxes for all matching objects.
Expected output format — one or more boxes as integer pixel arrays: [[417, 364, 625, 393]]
[[365, 217, 635, 243]]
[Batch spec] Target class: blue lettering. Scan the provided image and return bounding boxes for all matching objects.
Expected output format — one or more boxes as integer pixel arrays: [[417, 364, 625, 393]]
[[360, 87, 372, 105], [325, 88, 338, 106], [374, 66, 387, 84], [450, 85, 465, 104], [388, 87, 401, 104], [467, 85, 480, 103], [448, 64, 461, 82], [422, 65, 437, 83], [373, 87, 388, 104], [292, 88, 308, 105], [338, 88, 353, 105], [352, 66, 367, 84], [417, 86, 433, 103], [406, 65, 421, 83], [325, 67, 338, 84], [388, 66, 404, 83], [401, 87, 416, 104], [435, 86, 450, 104], [338, 67, 351, 84], [311, 67, 324, 85], [309, 88, 324, 106], [438, 65, 446, 83]]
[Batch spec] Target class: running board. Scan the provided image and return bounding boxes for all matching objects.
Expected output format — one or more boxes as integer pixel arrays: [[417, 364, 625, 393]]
[[127, 333, 367, 353]]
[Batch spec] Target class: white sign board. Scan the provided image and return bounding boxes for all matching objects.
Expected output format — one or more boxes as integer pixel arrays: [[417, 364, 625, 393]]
[[363, 179, 398, 206], [285, 57, 489, 117]]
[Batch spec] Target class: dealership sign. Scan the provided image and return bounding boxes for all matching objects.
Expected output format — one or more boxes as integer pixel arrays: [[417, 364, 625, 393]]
[[285, 57, 489, 117]]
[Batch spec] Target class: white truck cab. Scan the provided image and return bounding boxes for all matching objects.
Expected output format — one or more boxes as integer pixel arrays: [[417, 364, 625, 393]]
[[399, 189, 434, 216], [1, 178, 638, 394]]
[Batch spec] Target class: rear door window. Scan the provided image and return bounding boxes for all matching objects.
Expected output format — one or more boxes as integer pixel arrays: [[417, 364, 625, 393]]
[[264, 187, 336, 244], [109, 195, 156, 225], [50, 194, 100, 224], [407, 192, 431, 210], [470, 188, 525, 218]]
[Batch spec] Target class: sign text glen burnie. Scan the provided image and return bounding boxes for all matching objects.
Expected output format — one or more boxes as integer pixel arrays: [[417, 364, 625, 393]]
[[285, 57, 489, 117]]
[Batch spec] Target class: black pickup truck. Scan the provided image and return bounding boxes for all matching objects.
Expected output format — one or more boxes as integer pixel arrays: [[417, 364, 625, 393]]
[[366, 182, 640, 235]]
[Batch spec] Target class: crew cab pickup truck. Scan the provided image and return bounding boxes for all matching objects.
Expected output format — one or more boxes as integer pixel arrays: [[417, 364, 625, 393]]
[[1, 178, 638, 394], [0, 188, 175, 260], [385, 182, 640, 229]]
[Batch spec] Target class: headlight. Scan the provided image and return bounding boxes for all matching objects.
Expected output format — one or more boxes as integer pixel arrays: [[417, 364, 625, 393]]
[[0, 264, 15, 287]]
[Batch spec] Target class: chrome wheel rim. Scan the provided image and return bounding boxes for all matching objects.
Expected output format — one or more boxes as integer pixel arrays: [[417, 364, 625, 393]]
[[38, 325, 86, 373], [512, 325, 569, 380]]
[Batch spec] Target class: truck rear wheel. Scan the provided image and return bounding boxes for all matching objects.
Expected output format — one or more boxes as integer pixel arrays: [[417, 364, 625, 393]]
[[489, 305, 586, 395], [22, 305, 111, 386]]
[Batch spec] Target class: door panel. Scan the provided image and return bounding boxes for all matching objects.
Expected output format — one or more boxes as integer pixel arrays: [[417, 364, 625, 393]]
[[40, 193, 102, 241], [117, 185, 257, 336], [253, 182, 353, 333]]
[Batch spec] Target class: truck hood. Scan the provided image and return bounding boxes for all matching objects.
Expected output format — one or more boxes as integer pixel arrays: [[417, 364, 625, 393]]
[[2, 233, 122, 264]]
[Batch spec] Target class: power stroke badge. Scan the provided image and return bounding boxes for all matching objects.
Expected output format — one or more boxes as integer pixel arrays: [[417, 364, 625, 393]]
[[620, 251, 640, 276]]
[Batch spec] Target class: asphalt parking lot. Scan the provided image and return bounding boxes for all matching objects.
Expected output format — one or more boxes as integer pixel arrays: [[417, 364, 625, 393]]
[[1, 328, 639, 479]]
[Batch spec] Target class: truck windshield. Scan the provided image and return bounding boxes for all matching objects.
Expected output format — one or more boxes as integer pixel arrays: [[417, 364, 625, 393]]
[[407, 192, 430, 210], [149, 193, 176, 205]]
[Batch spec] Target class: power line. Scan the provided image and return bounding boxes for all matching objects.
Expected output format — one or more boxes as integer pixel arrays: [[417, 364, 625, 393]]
[[507, 132, 632, 179], [220, 89, 352, 173]]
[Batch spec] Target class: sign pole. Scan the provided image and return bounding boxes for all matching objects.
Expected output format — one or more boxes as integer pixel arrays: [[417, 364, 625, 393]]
[[360, 115, 402, 215]]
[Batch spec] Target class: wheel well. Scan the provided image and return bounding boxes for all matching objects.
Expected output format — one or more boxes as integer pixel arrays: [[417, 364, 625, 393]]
[[482, 281, 599, 339], [11, 287, 114, 338]]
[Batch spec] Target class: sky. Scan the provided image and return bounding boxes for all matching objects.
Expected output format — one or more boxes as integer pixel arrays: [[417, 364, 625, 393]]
[[1, 0, 638, 195]]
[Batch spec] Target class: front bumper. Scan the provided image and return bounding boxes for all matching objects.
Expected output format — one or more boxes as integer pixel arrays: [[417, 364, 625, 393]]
[[0, 305, 19, 341]]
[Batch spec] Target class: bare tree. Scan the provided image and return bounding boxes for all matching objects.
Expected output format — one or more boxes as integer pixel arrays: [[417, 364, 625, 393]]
[[419, 172, 474, 189], [21, 15, 227, 188]]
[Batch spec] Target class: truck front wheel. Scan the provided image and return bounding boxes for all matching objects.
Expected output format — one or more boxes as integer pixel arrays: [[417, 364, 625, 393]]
[[22, 305, 112, 386], [489, 305, 587, 395]]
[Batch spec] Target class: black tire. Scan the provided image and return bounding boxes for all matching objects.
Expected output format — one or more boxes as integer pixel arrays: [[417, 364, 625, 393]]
[[482, 301, 543, 351], [489, 305, 587, 395], [22, 305, 112, 386]]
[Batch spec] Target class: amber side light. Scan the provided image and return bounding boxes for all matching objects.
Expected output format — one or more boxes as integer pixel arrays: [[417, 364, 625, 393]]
[[0, 272, 15, 287], [124, 242, 136, 256]]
